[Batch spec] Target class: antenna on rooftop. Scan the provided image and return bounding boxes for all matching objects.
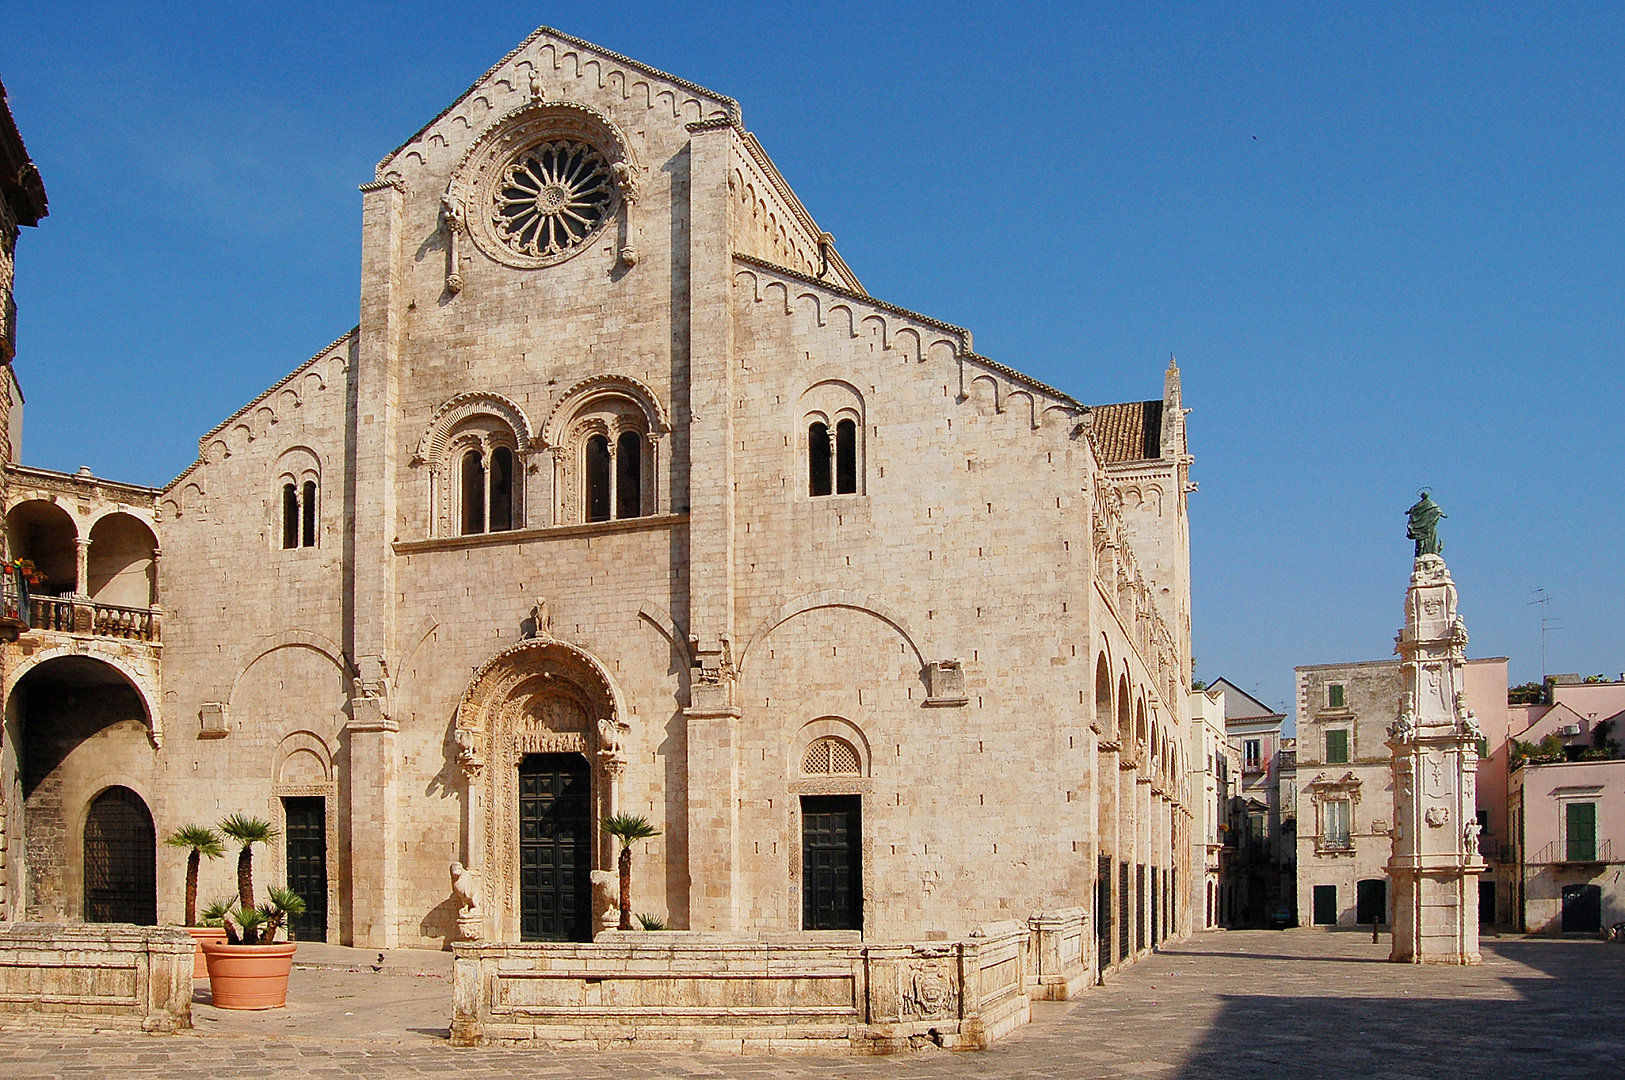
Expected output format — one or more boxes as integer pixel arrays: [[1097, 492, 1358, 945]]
[[1527, 588, 1563, 677]]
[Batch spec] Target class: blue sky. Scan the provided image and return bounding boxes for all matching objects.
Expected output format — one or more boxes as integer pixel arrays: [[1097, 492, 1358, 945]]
[[3, 2, 1621, 719]]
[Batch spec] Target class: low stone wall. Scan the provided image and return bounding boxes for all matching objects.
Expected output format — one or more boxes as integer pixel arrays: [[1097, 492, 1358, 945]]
[[0, 923, 193, 1032], [451, 922, 1033, 1052]]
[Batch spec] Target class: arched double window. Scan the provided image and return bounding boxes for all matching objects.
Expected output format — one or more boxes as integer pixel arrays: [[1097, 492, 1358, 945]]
[[275, 447, 321, 550], [800, 380, 865, 499], [541, 376, 670, 526], [281, 481, 318, 548], [417, 394, 533, 538], [460, 445, 517, 535], [808, 418, 858, 497], [580, 428, 647, 522]]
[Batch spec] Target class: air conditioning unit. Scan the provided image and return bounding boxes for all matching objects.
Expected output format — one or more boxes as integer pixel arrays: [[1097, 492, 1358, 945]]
[[1557, 723, 1581, 737]]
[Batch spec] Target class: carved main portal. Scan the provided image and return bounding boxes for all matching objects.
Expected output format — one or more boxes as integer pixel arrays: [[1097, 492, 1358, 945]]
[[453, 638, 628, 943]]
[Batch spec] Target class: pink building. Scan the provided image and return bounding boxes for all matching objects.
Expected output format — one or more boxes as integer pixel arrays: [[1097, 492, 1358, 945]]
[[1506, 675, 1625, 933]]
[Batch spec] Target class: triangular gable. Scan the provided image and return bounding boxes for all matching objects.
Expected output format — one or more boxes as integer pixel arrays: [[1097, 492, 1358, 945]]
[[377, 26, 737, 180], [1208, 677, 1281, 721], [1513, 701, 1588, 742]]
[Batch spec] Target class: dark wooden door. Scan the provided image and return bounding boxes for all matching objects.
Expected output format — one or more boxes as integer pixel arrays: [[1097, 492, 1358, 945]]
[[1313, 884, 1338, 925], [801, 795, 861, 930], [1118, 862, 1130, 958], [283, 797, 327, 941], [1096, 855, 1112, 970], [83, 786, 155, 924], [519, 754, 592, 942], [1562, 884, 1601, 933], [1356, 878, 1387, 925]]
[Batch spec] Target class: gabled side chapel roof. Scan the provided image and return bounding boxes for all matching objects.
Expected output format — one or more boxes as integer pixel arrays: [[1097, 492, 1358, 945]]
[[1090, 400, 1163, 464]]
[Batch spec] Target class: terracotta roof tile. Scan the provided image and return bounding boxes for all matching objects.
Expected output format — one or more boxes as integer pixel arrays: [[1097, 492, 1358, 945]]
[[1090, 400, 1162, 464]]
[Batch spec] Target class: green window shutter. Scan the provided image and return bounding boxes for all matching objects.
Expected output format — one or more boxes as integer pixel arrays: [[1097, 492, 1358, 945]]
[[1329, 684, 1345, 708], [1566, 802, 1597, 862], [1326, 730, 1349, 764]]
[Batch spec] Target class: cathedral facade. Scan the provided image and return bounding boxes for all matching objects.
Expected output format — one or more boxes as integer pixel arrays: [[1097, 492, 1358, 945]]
[[2, 30, 1194, 969]]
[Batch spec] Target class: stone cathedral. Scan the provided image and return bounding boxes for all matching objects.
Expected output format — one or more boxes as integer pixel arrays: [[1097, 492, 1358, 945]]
[[0, 29, 1195, 979]]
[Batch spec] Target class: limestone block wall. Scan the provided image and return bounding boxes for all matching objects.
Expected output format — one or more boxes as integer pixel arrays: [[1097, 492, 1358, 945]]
[[387, 524, 688, 942], [152, 336, 356, 927], [1295, 660, 1401, 925], [449, 921, 1032, 1052]]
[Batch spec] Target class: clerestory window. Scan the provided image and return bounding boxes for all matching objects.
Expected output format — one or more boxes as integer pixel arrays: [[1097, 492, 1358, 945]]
[[278, 455, 320, 550], [808, 419, 858, 496]]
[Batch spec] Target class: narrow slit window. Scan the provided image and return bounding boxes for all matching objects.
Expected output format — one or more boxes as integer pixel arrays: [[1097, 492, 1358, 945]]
[[461, 450, 486, 535], [281, 483, 299, 550], [809, 422, 832, 496], [616, 431, 642, 519], [835, 419, 857, 494], [489, 447, 514, 532], [301, 481, 317, 547], [586, 435, 612, 522]]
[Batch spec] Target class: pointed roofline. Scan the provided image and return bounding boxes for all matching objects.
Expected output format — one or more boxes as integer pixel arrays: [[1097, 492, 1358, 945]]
[[377, 25, 741, 176], [732, 253, 1083, 409], [166, 326, 358, 492], [1208, 676, 1285, 721]]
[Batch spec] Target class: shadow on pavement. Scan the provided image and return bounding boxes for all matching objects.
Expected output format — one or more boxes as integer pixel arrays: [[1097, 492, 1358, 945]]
[[1169, 938, 1625, 1080]]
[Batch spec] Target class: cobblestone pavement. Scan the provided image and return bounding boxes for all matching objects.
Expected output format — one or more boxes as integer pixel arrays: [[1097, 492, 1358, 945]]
[[1, 930, 1621, 1078]]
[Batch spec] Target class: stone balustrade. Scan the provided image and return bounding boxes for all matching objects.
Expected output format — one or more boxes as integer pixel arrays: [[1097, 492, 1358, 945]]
[[24, 595, 160, 641]]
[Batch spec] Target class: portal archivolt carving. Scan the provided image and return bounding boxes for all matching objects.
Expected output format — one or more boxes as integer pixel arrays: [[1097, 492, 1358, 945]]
[[453, 638, 628, 942]]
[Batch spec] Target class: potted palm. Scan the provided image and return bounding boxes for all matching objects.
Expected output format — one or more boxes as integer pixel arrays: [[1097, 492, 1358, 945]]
[[602, 813, 661, 931], [164, 824, 226, 977], [199, 814, 305, 1010]]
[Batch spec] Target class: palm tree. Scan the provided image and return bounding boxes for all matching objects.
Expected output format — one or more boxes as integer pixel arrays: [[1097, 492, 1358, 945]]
[[218, 814, 278, 912], [164, 824, 225, 927], [602, 813, 661, 931]]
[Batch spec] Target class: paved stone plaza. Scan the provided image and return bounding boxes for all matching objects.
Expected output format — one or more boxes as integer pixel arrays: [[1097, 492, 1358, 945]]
[[0, 930, 1619, 1078]]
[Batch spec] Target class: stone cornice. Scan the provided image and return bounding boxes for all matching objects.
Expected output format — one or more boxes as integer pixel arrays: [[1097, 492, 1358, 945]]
[[6, 464, 160, 503], [393, 512, 687, 554]]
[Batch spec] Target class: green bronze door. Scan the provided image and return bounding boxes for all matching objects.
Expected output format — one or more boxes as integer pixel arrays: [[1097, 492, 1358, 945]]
[[802, 796, 861, 931], [518, 754, 592, 942], [282, 797, 327, 941]]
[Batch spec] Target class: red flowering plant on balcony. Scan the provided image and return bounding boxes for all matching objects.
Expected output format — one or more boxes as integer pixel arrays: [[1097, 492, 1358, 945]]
[[8, 559, 43, 587]]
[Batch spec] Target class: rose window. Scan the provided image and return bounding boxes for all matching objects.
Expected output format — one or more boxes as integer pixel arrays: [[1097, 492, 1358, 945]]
[[492, 140, 615, 258]]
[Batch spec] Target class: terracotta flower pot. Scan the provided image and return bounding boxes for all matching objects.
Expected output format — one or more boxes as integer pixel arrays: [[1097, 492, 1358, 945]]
[[186, 927, 230, 979], [200, 941, 297, 1010]]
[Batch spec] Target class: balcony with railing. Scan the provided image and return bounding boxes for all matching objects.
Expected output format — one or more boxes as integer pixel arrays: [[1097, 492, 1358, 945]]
[[6, 467, 164, 646], [21, 592, 160, 642], [0, 562, 28, 640], [1527, 838, 1615, 866]]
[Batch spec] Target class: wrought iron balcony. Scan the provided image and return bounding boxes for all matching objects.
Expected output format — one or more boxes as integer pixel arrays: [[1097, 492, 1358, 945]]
[[1527, 839, 1614, 866]]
